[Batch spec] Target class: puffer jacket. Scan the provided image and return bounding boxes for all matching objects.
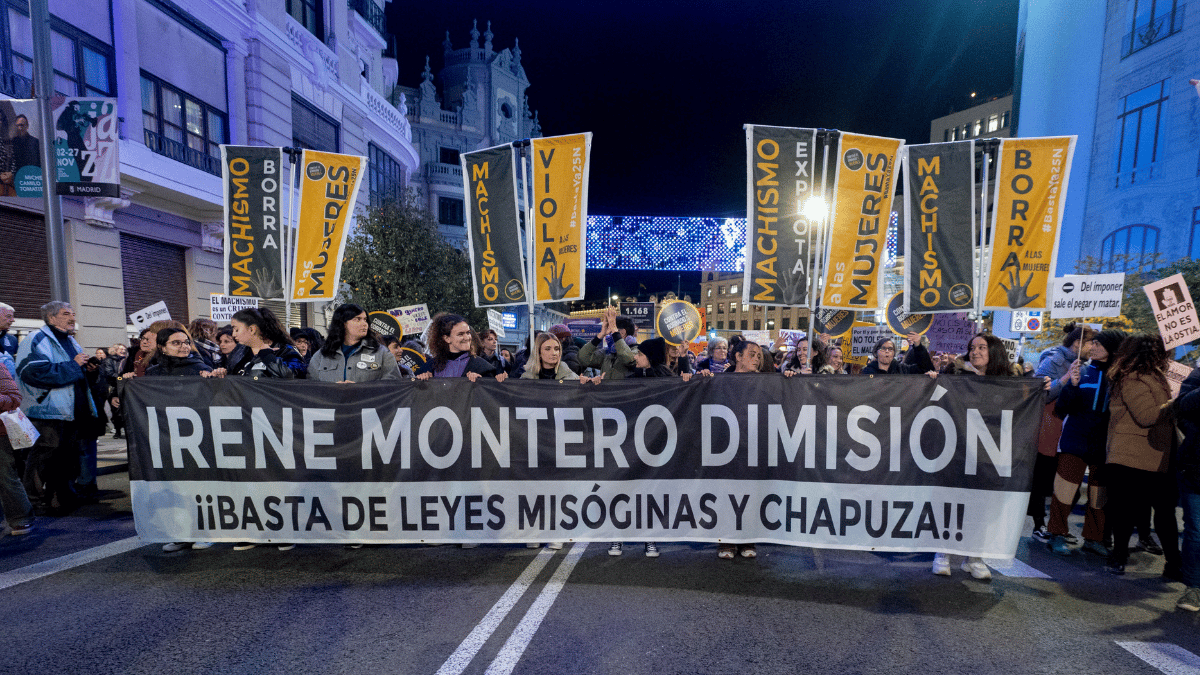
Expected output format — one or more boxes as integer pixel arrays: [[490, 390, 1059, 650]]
[[1054, 361, 1112, 464], [1035, 344, 1076, 402], [14, 325, 96, 421], [1106, 371, 1175, 472], [230, 343, 305, 379], [308, 342, 400, 382]]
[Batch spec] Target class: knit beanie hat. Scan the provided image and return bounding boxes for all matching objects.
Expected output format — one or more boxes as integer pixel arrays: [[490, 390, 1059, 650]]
[[549, 324, 572, 342], [636, 337, 668, 366], [1094, 329, 1125, 357]]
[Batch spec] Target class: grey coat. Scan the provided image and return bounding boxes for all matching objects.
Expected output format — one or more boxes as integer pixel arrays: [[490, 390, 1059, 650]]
[[308, 343, 400, 383]]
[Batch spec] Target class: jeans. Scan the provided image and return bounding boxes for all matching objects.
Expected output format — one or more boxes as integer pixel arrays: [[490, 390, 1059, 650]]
[[77, 438, 97, 490], [0, 433, 34, 527], [1181, 487, 1200, 587]]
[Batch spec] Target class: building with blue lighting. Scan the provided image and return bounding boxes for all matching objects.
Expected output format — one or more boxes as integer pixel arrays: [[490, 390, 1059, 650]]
[[1015, 0, 1198, 275]]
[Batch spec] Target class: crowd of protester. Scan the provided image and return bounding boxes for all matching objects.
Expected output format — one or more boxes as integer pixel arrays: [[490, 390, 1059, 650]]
[[4, 299, 1200, 611]]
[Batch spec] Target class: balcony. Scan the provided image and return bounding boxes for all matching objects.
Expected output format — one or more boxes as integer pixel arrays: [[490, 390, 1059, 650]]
[[348, 0, 386, 38], [425, 161, 462, 186], [143, 129, 221, 176], [1122, 3, 1185, 58]]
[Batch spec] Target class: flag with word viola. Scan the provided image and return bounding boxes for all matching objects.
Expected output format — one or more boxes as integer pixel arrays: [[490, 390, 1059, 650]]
[[530, 133, 591, 303]]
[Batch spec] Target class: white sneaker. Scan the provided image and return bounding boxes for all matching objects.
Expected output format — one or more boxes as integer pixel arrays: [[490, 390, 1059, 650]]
[[191, 541, 214, 550], [961, 558, 991, 580], [233, 542, 257, 551], [162, 542, 189, 552], [526, 543, 541, 548], [547, 542, 564, 550], [277, 543, 296, 551], [608, 542, 623, 556], [932, 552, 951, 576]]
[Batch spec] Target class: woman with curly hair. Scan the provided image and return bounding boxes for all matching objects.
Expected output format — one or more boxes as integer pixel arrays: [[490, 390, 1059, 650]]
[[1104, 334, 1180, 577], [414, 313, 504, 382]]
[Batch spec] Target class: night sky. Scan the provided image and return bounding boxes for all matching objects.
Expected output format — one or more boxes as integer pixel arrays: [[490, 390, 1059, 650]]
[[386, 0, 1019, 301]]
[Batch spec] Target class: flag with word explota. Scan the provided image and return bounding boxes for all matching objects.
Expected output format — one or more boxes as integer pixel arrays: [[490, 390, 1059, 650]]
[[291, 150, 366, 302], [530, 133, 590, 303], [821, 132, 904, 311], [983, 136, 1076, 311], [221, 146, 285, 298], [743, 125, 823, 307], [902, 141, 977, 313], [462, 144, 527, 307]]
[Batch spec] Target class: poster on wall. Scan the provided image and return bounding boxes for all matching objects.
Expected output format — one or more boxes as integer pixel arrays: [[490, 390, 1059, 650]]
[[52, 97, 120, 197], [0, 99, 43, 197]]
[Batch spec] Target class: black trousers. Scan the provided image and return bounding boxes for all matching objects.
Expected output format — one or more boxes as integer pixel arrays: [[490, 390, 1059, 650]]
[[1105, 463, 1180, 567]]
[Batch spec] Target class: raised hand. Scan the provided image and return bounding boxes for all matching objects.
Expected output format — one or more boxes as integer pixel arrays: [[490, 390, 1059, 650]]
[[998, 269, 1041, 308]]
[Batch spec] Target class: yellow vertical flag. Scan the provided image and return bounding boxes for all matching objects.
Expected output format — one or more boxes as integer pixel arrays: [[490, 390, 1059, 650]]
[[530, 133, 591, 303], [821, 133, 904, 310], [290, 150, 366, 302], [984, 136, 1076, 310]]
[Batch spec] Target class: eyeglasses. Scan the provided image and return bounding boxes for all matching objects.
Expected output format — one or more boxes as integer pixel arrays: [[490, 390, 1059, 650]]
[[166, 340, 192, 348], [878, 346, 895, 352]]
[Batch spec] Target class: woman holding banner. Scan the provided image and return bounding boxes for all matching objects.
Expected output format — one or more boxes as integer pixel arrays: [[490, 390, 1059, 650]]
[[520, 332, 592, 383], [309, 304, 399, 384], [212, 308, 306, 380], [860, 333, 933, 375], [1103, 334, 1181, 577], [696, 338, 730, 374], [414, 314, 505, 382], [713, 339, 795, 559]]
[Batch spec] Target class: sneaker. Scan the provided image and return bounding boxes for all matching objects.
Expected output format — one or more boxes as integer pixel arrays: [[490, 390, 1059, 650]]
[[547, 542, 563, 550], [191, 542, 213, 550], [932, 552, 951, 576], [608, 542, 623, 556], [1063, 533, 1079, 545], [1081, 540, 1110, 557], [345, 544, 363, 549], [162, 542, 190, 552], [1048, 535, 1073, 556], [1178, 587, 1200, 612], [8, 523, 33, 536], [277, 544, 295, 551], [1031, 526, 1051, 542], [1143, 534, 1164, 556], [526, 543, 541, 548], [233, 542, 257, 551], [644, 542, 659, 558], [962, 558, 992, 580], [1106, 561, 1126, 575]]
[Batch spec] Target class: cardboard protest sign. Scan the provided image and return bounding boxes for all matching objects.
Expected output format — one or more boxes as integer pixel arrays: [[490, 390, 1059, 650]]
[[849, 325, 894, 360], [210, 294, 258, 322], [1050, 274, 1124, 319], [487, 309, 506, 338], [1144, 274, 1199, 350], [924, 314, 976, 355], [130, 301, 170, 330], [389, 304, 431, 337]]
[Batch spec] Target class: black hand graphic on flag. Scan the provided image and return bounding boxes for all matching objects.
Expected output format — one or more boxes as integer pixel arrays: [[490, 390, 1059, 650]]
[[999, 269, 1040, 308], [546, 261, 574, 300]]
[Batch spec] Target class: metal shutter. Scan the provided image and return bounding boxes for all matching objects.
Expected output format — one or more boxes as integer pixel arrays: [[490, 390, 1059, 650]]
[[120, 233, 189, 324], [0, 208, 51, 319]]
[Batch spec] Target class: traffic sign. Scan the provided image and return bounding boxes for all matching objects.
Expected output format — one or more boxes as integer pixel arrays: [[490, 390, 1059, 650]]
[[1011, 310, 1042, 333]]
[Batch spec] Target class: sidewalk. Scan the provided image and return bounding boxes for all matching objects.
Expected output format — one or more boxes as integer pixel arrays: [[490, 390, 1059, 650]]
[[96, 435, 128, 475]]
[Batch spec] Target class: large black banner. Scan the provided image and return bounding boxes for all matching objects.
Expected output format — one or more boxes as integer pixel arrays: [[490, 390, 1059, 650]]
[[902, 141, 976, 313], [462, 144, 527, 307], [127, 376, 1042, 556], [222, 146, 284, 299]]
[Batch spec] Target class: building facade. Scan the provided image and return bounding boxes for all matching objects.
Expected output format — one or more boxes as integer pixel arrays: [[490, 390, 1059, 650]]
[[393, 20, 541, 249], [1015, 0, 1196, 275], [700, 271, 809, 337], [0, 0, 418, 350], [929, 94, 1013, 144]]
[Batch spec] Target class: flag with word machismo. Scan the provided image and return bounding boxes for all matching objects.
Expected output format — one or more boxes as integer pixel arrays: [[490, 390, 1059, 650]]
[[902, 141, 977, 313], [821, 132, 904, 311], [291, 150, 366, 302], [984, 136, 1076, 311], [221, 146, 284, 298], [462, 144, 526, 307], [531, 133, 590, 303], [743, 125, 821, 307]]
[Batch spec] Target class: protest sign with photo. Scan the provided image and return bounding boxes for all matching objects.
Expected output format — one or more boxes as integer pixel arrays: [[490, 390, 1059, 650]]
[[52, 97, 119, 197], [743, 125, 821, 306], [531, 132, 590, 303], [0, 99, 43, 197], [902, 141, 977, 313], [822, 132, 904, 311], [126, 374, 1042, 557], [984, 136, 1076, 311], [1050, 273, 1124, 319], [210, 294, 258, 322], [462, 144, 526, 307], [291, 150, 365, 302], [222, 146, 284, 298], [1144, 274, 1200, 350]]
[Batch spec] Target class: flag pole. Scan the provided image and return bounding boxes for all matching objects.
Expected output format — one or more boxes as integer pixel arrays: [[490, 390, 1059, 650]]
[[283, 147, 301, 327], [976, 138, 1001, 333], [516, 139, 536, 357]]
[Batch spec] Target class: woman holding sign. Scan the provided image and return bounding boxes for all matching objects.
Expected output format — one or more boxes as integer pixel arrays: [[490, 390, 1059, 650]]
[[309, 304, 399, 384], [860, 333, 933, 375]]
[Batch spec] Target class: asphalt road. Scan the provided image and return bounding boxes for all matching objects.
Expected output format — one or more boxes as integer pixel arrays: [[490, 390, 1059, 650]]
[[3, 468, 1200, 675]]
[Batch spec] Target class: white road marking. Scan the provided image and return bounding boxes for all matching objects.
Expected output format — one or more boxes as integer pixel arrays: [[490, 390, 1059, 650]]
[[982, 557, 1052, 579], [0, 536, 145, 591], [435, 548, 557, 675], [1117, 642, 1200, 674], [485, 542, 589, 675]]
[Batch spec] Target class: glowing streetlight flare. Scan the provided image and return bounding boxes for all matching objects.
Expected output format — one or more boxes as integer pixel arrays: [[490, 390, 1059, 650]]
[[802, 197, 828, 221]]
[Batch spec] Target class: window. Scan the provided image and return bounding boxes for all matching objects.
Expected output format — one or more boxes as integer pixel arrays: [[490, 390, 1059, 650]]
[[439, 147, 460, 165], [716, 303, 724, 314], [950, 127, 958, 141], [782, 317, 790, 329], [973, 119, 983, 136], [4, 10, 113, 97], [1191, 207, 1200, 258], [368, 143, 404, 208], [1122, 0, 1183, 58], [717, 285, 724, 295], [753, 319, 761, 330], [730, 301, 739, 314], [1115, 79, 1168, 186], [1099, 224, 1159, 272], [439, 196, 464, 227], [943, 129, 950, 142], [987, 114, 1000, 132], [717, 321, 724, 330], [706, 304, 713, 315], [292, 96, 338, 152], [1001, 111, 1010, 128], [706, 287, 712, 297], [730, 284, 738, 295], [286, 0, 323, 40], [141, 73, 225, 175], [740, 320, 748, 330]]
